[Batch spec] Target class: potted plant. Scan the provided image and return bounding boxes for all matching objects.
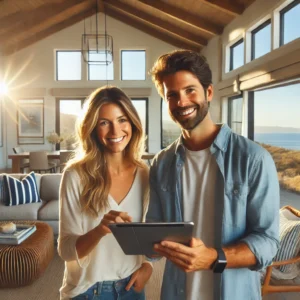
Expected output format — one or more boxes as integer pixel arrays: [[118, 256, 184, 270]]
[[46, 132, 63, 151]]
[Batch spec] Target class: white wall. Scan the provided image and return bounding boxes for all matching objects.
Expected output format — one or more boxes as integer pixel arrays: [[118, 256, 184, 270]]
[[0, 14, 176, 168], [203, 0, 300, 133], [201, 36, 222, 123]]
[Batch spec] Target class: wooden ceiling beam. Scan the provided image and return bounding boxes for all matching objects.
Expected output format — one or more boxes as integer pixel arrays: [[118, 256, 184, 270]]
[[200, 0, 244, 16], [105, 7, 202, 52], [104, 0, 207, 46], [0, 0, 82, 31], [1, 8, 94, 56], [0, 0, 95, 43], [138, 0, 222, 35]]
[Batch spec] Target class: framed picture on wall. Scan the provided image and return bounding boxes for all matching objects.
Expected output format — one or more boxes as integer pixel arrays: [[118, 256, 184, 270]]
[[17, 99, 44, 144]]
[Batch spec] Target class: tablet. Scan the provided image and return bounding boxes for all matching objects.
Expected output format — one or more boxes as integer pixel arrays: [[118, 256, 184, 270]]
[[108, 222, 194, 256]]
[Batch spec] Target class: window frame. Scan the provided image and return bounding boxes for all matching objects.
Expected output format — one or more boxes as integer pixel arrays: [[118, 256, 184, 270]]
[[251, 19, 271, 61], [131, 97, 149, 150], [87, 51, 114, 81], [229, 38, 244, 71], [160, 98, 164, 149], [279, 0, 300, 46], [160, 98, 182, 149], [247, 91, 255, 141], [121, 50, 146, 81], [56, 50, 82, 81], [55, 98, 85, 150], [228, 94, 244, 135]]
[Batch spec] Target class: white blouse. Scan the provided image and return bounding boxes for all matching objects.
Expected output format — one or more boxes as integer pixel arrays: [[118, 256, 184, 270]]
[[58, 167, 149, 299]]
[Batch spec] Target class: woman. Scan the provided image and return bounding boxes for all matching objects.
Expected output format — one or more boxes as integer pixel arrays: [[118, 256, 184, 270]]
[[58, 86, 152, 300]]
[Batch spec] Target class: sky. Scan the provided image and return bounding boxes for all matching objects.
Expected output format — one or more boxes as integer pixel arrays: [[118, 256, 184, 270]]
[[254, 82, 300, 129]]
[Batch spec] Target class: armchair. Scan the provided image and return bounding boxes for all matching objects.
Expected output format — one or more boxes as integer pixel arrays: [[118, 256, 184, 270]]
[[261, 206, 300, 296]]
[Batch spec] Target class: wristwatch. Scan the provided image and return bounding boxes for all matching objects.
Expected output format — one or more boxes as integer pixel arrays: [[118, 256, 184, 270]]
[[212, 248, 227, 273]]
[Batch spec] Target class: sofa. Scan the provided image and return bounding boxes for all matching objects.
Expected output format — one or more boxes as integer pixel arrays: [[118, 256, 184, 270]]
[[0, 173, 61, 236], [0, 172, 166, 298]]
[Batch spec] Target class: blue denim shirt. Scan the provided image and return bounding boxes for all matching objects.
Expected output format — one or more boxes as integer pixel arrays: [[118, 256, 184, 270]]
[[147, 124, 280, 300]]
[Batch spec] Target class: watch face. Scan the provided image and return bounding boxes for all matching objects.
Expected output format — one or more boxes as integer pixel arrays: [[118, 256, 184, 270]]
[[212, 261, 227, 273], [212, 249, 227, 273]]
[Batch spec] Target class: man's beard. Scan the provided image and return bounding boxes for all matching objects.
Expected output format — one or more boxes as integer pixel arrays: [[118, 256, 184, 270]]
[[170, 100, 209, 131]]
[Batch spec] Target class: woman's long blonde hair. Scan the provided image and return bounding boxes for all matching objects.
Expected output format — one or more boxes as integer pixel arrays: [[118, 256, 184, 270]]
[[67, 86, 146, 217]]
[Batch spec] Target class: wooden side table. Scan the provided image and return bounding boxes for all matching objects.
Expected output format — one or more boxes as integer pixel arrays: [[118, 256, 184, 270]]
[[0, 221, 54, 288]]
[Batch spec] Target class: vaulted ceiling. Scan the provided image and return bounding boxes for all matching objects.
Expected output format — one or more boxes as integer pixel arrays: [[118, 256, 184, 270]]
[[0, 0, 256, 56]]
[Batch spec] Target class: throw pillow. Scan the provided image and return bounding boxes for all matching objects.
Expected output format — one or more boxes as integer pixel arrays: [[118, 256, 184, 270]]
[[3, 172, 40, 206], [274, 209, 300, 273]]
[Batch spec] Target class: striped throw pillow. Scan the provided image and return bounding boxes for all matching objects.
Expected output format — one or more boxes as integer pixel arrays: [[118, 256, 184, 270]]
[[3, 172, 40, 206], [274, 210, 300, 273]]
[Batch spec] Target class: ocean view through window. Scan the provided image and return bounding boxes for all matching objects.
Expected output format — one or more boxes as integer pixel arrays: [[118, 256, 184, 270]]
[[253, 82, 300, 197]]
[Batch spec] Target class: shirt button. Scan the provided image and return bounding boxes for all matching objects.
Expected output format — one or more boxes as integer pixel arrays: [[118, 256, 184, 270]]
[[233, 189, 238, 194]]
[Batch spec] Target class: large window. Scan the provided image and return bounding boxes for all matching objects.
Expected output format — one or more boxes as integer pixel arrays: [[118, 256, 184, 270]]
[[161, 99, 181, 149], [131, 98, 148, 149], [229, 39, 244, 71], [56, 51, 81, 80], [280, 0, 300, 46], [56, 99, 84, 150], [248, 82, 300, 199], [251, 20, 271, 60], [252, 83, 300, 149], [88, 52, 114, 80], [121, 50, 146, 80], [228, 95, 243, 134]]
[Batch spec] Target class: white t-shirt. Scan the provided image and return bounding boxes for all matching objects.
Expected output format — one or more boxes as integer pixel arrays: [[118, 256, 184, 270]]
[[182, 147, 217, 300], [58, 167, 149, 299]]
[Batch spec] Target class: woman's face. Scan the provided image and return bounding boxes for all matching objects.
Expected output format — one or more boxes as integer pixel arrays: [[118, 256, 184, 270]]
[[96, 103, 132, 154]]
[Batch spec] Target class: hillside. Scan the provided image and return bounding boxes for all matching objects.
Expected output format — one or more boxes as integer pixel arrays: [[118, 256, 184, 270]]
[[261, 143, 300, 194]]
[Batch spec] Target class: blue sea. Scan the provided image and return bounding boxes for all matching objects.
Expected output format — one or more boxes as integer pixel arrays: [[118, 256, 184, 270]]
[[254, 133, 300, 150]]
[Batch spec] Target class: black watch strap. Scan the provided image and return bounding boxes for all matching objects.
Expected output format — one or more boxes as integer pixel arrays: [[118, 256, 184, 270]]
[[212, 248, 227, 273]]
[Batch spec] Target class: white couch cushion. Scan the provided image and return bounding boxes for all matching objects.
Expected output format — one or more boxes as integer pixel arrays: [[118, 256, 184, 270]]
[[38, 200, 58, 220], [0, 201, 43, 220], [40, 174, 61, 202]]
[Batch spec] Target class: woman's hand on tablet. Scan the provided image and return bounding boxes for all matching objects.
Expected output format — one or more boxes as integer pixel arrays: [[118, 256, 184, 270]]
[[96, 210, 133, 236]]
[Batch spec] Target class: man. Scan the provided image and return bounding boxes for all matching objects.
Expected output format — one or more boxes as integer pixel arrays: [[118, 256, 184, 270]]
[[146, 50, 280, 300]]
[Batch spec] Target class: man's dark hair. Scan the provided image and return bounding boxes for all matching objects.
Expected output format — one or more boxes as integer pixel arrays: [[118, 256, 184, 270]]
[[150, 50, 212, 97]]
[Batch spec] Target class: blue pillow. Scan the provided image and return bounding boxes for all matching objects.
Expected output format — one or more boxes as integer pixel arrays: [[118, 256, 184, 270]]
[[3, 172, 40, 206]]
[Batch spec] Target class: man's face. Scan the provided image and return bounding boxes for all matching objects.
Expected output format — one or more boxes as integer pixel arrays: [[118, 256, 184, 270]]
[[163, 70, 213, 131]]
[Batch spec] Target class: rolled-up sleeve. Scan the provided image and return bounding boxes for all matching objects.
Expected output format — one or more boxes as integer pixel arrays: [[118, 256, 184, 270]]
[[241, 150, 280, 270], [58, 169, 90, 266]]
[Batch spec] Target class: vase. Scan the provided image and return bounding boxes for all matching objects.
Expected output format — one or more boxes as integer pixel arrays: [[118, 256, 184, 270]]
[[51, 144, 56, 151]]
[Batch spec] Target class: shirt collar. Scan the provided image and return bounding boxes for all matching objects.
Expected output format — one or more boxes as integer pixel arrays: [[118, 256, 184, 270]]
[[174, 123, 232, 156]]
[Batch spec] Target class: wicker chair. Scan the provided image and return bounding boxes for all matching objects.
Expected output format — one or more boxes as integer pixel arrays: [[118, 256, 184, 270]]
[[261, 206, 300, 295]]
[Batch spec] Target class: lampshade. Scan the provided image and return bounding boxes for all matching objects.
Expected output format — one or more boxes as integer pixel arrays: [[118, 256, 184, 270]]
[[81, 0, 113, 65]]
